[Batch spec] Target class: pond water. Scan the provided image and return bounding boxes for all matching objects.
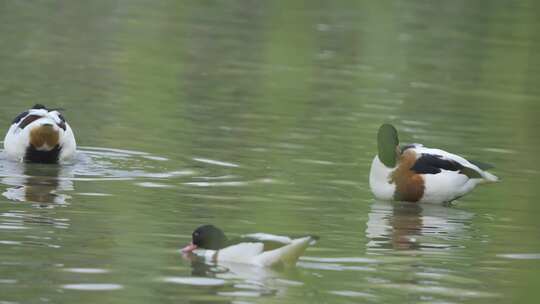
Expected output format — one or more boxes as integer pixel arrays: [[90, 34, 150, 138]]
[[1, 1, 540, 303]]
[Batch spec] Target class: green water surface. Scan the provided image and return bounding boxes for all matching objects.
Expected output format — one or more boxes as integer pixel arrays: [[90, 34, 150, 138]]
[[1, 1, 539, 303]]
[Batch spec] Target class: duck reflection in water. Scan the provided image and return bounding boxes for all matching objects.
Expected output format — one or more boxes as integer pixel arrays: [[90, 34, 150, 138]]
[[1, 161, 73, 207], [366, 200, 474, 251]]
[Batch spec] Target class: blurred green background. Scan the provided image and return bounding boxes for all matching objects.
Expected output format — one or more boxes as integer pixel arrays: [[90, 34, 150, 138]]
[[0, 1, 539, 303]]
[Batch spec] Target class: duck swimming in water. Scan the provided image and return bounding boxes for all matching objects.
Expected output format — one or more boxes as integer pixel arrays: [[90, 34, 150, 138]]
[[3, 104, 76, 163], [369, 124, 498, 204], [182, 225, 316, 267]]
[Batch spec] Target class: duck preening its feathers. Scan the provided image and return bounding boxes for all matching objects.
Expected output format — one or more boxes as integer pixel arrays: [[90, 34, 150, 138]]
[[4, 104, 76, 163], [182, 225, 317, 268], [369, 124, 498, 204]]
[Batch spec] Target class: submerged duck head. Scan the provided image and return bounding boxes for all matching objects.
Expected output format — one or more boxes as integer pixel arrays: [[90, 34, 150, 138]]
[[182, 224, 228, 253], [377, 123, 400, 168], [4, 104, 76, 163]]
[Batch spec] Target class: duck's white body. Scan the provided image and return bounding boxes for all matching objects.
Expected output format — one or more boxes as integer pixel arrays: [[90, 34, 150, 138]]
[[370, 144, 498, 204], [369, 156, 396, 201], [4, 107, 76, 162], [193, 236, 313, 267]]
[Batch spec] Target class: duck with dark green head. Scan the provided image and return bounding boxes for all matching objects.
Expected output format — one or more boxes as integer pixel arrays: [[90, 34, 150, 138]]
[[181, 224, 317, 267], [369, 124, 498, 204]]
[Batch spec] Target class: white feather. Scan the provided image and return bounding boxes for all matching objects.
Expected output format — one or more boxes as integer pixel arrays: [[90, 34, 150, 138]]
[[253, 236, 312, 267], [421, 170, 479, 203], [369, 156, 396, 201], [241, 233, 293, 244], [194, 237, 314, 267], [217, 242, 265, 264]]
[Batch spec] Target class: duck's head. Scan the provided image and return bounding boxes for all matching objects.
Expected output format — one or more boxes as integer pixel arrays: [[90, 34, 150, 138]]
[[182, 224, 228, 253], [8, 104, 74, 162], [377, 123, 400, 168]]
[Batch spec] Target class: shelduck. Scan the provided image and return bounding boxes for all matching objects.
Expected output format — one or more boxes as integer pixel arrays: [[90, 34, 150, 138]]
[[3, 104, 76, 163], [181, 225, 316, 267], [369, 124, 498, 204]]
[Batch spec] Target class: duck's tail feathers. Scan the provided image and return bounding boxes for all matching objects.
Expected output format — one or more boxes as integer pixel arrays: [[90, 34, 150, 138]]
[[480, 171, 499, 183], [461, 166, 499, 183], [254, 236, 314, 267]]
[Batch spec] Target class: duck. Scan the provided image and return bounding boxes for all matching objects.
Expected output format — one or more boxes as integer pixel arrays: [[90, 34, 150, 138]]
[[369, 124, 498, 204], [181, 224, 317, 267], [3, 104, 76, 163]]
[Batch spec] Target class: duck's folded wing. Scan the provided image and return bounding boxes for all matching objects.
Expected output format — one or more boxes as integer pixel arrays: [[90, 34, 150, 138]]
[[411, 153, 486, 179], [241, 233, 293, 244], [411, 153, 468, 174], [238, 233, 293, 250], [218, 242, 264, 264], [252, 236, 313, 267]]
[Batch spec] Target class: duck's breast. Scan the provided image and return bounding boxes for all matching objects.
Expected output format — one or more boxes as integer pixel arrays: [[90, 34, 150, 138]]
[[369, 156, 396, 201]]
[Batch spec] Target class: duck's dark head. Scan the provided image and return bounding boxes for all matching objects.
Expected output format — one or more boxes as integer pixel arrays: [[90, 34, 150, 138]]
[[377, 123, 400, 168], [182, 224, 227, 253]]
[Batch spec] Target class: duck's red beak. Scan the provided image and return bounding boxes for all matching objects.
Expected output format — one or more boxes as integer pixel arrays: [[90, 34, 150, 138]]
[[181, 242, 198, 253]]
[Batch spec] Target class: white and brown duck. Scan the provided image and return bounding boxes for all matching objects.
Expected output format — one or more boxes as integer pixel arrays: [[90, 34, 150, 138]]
[[369, 124, 498, 204], [3, 104, 76, 163]]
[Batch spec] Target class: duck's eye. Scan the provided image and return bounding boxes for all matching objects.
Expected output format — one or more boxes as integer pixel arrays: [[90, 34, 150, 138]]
[[19, 115, 42, 129]]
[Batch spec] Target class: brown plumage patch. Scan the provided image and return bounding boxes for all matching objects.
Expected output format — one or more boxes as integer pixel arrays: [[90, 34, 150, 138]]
[[391, 150, 425, 202], [30, 125, 59, 150]]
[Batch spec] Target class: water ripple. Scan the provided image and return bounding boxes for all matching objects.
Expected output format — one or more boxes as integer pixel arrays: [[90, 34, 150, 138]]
[[61, 284, 123, 291], [497, 253, 540, 260], [329, 290, 376, 298], [376, 284, 499, 299], [161, 277, 226, 286], [192, 158, 239, 168], [62, 268, 110, 274]]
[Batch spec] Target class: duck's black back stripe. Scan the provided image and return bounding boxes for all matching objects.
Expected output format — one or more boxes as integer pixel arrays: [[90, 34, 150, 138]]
[[411, 153, 482, 178], [19, 115, 42, 129], [12, 111, 29, 124], [411, 154, 464, 174]]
